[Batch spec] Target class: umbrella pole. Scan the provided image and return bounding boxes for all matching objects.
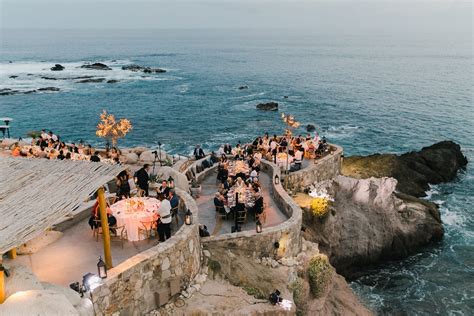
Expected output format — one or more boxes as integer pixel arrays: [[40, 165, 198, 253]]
[[98, 187, 113, 269]]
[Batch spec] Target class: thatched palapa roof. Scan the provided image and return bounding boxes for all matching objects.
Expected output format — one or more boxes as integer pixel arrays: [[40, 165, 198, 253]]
[[0, 157, 124, 254]]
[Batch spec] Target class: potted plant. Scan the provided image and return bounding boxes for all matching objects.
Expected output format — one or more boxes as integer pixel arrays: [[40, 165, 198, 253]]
[[189, 178, 201, 198]]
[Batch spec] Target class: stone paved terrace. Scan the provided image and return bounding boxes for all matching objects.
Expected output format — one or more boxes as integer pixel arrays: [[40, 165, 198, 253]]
[[3, 215, 184, 287], [196, 169, 288, 235]]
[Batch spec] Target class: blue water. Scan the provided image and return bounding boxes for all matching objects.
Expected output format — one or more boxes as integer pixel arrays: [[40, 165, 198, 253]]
[[1, 29, 473, 314]]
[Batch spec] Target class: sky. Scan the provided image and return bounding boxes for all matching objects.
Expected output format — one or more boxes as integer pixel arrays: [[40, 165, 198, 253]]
[[0, 0, 472, 36]]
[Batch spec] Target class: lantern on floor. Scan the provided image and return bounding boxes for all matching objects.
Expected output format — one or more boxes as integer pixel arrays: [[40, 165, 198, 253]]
[[97, 257, 107, 279], [185, 209, 193, 225], [274, 175, 280, 185], [256, 220, 263, 233], [167, 176, 174, 188]]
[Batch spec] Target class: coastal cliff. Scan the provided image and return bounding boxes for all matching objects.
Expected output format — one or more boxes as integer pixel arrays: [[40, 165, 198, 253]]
[[341, 140, 468, 197], [304, 141, 467, 278], [303, 176, 443, 278]]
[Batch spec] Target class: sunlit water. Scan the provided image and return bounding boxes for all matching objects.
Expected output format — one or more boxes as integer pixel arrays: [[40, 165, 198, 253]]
[[1, 29, 472, 314]]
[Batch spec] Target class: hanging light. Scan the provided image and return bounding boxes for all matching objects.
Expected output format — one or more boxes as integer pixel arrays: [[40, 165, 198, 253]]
[[167, 176, 175, 188], [274, 175, 280, 185], [256, 220, 262, 233], [97, 257, 107, 279], [185, 209, 193, 225]]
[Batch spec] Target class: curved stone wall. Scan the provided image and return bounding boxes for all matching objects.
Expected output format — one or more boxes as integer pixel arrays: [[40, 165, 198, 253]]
[[90, 188, 201, 315], [201, 160, 303, 259], [285, 144, 343, 192]]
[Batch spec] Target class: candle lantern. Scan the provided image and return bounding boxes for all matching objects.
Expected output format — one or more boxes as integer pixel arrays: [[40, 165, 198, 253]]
[[256, 220, 263, 233], [274, 175, 280, 185], [185, 209, 193, 225], [97, 257, 107, 279]]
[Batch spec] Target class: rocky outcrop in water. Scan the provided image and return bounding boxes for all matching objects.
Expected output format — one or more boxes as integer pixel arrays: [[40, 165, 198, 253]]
[[122, 64, 166, 73], [256, 101, 279, 111], [107, 79, 119, 83], [238, 85, 249, 90], [80, 63, 111, 70], [77, 78, 105, 83], [342, 141, 468, 197], [50, 64, 65, 71], [302, 176, 444, 278], [0, 87, 60, 96]]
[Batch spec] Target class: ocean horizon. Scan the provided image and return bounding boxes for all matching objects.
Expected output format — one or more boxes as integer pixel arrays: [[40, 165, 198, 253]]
[[1, 27, 473, 314]]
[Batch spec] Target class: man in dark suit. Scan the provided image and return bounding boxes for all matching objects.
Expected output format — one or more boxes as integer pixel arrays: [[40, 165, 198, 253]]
[[193, 144, 205, 160], [134, 164, 150, 196]]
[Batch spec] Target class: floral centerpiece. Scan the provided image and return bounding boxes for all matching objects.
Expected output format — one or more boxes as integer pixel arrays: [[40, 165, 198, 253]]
[[125, 198, 145, 213]]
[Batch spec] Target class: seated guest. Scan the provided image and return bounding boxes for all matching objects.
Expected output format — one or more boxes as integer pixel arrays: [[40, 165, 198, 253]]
[[169, 189, 179, 209], [41, 129, 50, 140], [88, 199, 117, 231], [224, 143, 232, 155], [157, 180, 170, 197], [57, 150, 66, 160], [250, 168, 258, 182], [90, 151, 101, 162], [65, 152, 72, 160], [11, 143, 21, 157], [235, 177, 245, 188], [70, 143, 79, 154], [214, 192, 225, 208], [210, 151, 219, 164], [223, 177, 232, 192], [49, 131, 58, 142], [48, 149, 57, 160], [193, 144, 205, 160], [217, 145, 225, 157], [134, 164, 150, 196], [109, 147, 120, 160]]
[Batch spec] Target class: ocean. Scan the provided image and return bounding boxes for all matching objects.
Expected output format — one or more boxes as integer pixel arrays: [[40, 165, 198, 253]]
[[1, 29, 472, 315]]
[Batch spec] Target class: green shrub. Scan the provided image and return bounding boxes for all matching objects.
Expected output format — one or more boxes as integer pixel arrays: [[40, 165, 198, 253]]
[[243, 286, 266, 299], [207, 259, 221, 273], [290, 277, 307, 309], [307, 255, 332, 298]]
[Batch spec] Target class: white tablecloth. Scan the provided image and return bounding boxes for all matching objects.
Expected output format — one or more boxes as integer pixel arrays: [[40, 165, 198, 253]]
[[110, 197, 160, 241]]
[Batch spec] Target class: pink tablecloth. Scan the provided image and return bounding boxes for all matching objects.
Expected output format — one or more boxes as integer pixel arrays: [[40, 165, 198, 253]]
[[110, 197, 160, 241]]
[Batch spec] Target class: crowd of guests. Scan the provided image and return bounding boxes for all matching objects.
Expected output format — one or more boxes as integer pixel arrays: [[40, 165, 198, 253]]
[[89, 165, 179, 242], [9, 129, 121, 164]]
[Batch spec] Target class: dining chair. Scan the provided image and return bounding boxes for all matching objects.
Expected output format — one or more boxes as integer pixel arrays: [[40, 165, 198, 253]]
[[137, 189, 145, 197], [171, 206, 179, 226], [138, 220, 156, 241], [215, 205, 228, 221], [92, 219, 102, 241], [110, 225, 128, 248], [236, 210, 247, 224]]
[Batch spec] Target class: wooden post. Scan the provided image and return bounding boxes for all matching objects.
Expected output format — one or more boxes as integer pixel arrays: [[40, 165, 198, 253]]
[[0, 263, 5, 304], [8, 249, 16, 260], [97, 187, 113, 269]]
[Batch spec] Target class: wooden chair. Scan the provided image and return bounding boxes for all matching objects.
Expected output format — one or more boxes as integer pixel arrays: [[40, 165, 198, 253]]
[[215, 205, 228, 221], [92, 219, 102, 241], [236, 210, 247, 225], [136, 189, 145, 197], [110, 225, 127, 248], [171, 206, 179, 226], [138, 220, 156, 241]]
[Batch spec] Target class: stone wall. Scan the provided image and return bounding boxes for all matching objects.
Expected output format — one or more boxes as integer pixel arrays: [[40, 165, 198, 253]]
[[202, 160, 303, 259], [91, 189, 201, 316], [285, 144, 343, 192]]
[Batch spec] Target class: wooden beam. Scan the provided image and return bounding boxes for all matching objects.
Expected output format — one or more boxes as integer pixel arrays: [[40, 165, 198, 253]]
[[7, 249, 16, 260], [97, 187, 113, 269]]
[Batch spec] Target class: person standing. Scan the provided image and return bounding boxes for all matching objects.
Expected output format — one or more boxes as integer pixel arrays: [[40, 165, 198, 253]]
[[156, 193, 172, 241], [193, 144, 205, 160], [135, 164, 150, 196]]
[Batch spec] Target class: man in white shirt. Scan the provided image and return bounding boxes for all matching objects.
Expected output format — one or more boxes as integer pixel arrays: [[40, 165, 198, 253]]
[[156, 193, 172, 241]]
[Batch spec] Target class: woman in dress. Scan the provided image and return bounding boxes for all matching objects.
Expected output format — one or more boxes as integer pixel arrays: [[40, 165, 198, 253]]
[[116, 170, 131, 200]]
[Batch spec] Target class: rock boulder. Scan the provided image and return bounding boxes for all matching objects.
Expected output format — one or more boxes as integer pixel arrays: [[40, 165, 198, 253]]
[[50, 64, 65, 71], [256, 102, 279, 111], [80, 63, 111, 70], [342, 141, 468, 197]]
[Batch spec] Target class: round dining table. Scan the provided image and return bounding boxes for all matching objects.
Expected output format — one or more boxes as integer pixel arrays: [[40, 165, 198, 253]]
[[110, 197, 160, 241]]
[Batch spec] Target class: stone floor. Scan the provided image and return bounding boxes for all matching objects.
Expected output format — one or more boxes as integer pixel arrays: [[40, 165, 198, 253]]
[[3, 217, 183, 287], [196, 170, 288, 235]]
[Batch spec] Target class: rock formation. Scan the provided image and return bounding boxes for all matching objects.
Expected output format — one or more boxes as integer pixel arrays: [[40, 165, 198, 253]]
[[80, 63, 111, 70], [0, 87, 60, 96], [50, 64, 65, 71], [342, 140, 468, 197], [302, 176, 444, 278], [77, 78, 105, 83], [256, 102, 279, 111], [238, 85, 249, 90], [306, 124, 316, 132], [122, 64, 166, 73]]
